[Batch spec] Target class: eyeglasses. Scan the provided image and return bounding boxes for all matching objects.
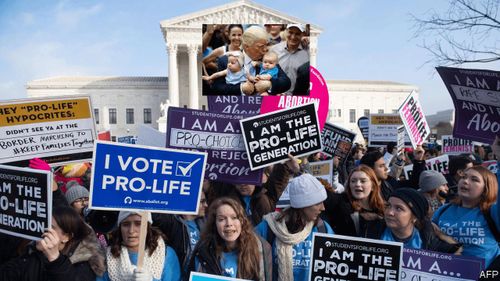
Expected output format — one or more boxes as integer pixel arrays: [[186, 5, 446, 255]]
[[73, 197, 89, 204]]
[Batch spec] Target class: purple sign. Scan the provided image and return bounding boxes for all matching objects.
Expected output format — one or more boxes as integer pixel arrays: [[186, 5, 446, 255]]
[[207, 96, 262, 115], [436, 67, 500, 144], [166, 107, 262, 185], [402, 248, 484, 281]]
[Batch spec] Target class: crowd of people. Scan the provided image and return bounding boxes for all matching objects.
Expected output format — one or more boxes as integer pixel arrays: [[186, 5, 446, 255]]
[[202, 24, 310, 96], [0, 135, 498, 281]]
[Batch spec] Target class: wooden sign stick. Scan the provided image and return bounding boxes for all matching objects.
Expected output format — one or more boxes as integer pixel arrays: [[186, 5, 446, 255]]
[[136, 211, 149, 270]]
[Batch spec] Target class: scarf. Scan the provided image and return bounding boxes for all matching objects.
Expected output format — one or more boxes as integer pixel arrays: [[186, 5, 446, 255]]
[[263, 211, 314, 281], [107, 238, 165, 281]]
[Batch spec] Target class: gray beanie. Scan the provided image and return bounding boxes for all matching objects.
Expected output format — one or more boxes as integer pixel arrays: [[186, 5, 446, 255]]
[[288, 173, 327, 208], [117, 211, 152, 227], [418, 170, 447, 192], [65, 181, 89, 205]]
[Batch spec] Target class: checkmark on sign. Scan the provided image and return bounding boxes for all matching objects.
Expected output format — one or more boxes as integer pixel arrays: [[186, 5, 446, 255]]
[[175, 158, 201, 177]]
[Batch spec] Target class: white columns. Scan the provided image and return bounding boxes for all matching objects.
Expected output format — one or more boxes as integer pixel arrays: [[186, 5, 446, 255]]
[[167, 43, 179, 107], [310, 47, 317, 68], [187, 44, 199, 109]]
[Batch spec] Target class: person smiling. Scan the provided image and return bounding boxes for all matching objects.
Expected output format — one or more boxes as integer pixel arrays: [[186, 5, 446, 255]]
[[97, 211, 181, 281], [188, 197, 272, 280]]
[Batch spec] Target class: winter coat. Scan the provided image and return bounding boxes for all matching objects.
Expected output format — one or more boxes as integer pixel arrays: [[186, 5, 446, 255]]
[[0, 227, 106, 281]]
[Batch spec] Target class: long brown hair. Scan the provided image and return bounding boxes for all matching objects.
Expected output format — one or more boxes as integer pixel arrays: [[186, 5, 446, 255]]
[[110, 215, 165, 257], [452, 166, 498, 212], [346, 165, 385, 216], [201, 197, 261, 280], [277, 207, 314, 234], [52, 206, 91, 255]]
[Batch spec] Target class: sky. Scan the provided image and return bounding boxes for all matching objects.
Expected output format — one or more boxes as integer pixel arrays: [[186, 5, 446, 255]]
[[0, 0, 498, 115]]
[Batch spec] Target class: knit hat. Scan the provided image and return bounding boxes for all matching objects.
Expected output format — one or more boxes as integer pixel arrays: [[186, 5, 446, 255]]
[[117, 211, 153, 226], [65, 181, 89, 205], [418, 170, 447, 192], [288, 173, 327, 208], [390, 188, 429, 220]]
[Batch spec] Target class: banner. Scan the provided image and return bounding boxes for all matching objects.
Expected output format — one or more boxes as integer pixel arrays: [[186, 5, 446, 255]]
[[441, 135, 473, 155], [310, 233, 403, 281], [240, 102, 322, 170], [404, 154, 450, 179], [320, 122, 356, 157], [398, 91, 430, 148], [402, 248, 484, 281], [436, 66, 500, 144], [308, 160, 333, 185], [368, 114, 411, 147], [357, 116, 369, 141], [0, 96, 96, 166], [89, 141, 206, 214], [207, 96, 262, 115], [166, 107, 262, 185], [189, 272, 250, 281], [117, 136, 136, 144], [0, 164, 52, 240]]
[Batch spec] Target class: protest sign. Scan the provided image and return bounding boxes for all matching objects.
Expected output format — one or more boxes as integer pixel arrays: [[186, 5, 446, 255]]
[[404, 154, 450, 179], [441, 135, 473, 155], [97, 130, 111, 141], [0, 96, 96, 166], [166, 107, 262, 185], [260, 66, 329, 130], [368, 114, 411, 147], [357, 116, 369, 142], [436, 66, 500, 144], [117, 136, 136, 144], [398, 91, 430, 148], [0, 164, 51, 240], [240, 102, 322, 170], [334, 140, 353, 166], [321, 122, 356, 157], [207, 95, 262, 115], [308, 160, 333, 185], [402, 248, 484, 281], [89, 141, 206, 214], [189, 272, 250, 281], [136, 125, 166, 148], [482, 160, 498, 174], [397, 125, 405, 155], [310, 233, 403, 281]]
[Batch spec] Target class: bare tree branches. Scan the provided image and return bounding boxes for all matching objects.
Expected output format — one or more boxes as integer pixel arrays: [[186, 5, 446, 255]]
[[411, 0, 499, 65]]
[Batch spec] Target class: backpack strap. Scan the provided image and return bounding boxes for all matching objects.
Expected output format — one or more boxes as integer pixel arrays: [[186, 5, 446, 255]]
[[482, 210, 500, 243], [433, 203, 452, 223]]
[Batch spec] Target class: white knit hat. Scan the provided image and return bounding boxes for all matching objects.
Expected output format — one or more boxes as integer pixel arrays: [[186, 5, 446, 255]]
[[117, 211, 152, 226], [289, 173, 327, 208]]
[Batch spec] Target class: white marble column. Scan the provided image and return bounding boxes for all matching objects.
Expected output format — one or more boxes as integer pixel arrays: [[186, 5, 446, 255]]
[[187, 44, 199, 109], [167, 43, 179, 107], [310, 47, 317, 68]]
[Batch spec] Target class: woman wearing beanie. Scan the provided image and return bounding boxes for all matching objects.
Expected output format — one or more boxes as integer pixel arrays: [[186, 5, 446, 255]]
[[371, 188, 461, 253], [255, 173, 334, 281], [65, 181, 90, 216], [323, 165, 385, 237], [97, 211, 181, 281], [433, 165, 500, 268], [188, 197, 272, 280], [418, 170, 449, 216]]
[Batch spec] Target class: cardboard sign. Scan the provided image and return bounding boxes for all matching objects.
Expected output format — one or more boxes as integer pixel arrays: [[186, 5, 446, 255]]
[[441, 135, 473, 155], [0, 96, 96, 166], [402, 248, 484, 281], [399, 91, 430, 148], [310, 233, 403, 281], [397, 125, 405, 155], [0, 165, 52, 240], [357, 116, 369, 141], [89, 141, 206, 214], [368, 114, 411, 147], [207, 96, 262, 115], [260, 66, 329, 130], [436, 66, 500, 144], [240, 102, 322, 170], [482, 160, 498, 174], [321, 122, 356, 157], [189, 272, 250, 281], [403, 154, 450, 179], [308, 160, 333, 185], [166, 107, 262, 185]]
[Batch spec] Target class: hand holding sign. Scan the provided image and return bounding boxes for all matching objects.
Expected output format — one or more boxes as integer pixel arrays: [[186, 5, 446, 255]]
[[413, 145, 425, 161], [36, 228, 62, 262]]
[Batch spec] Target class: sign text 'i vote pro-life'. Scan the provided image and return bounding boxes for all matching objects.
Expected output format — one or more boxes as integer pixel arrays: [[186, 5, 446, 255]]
[[240, 102, 322, 170], [90, 141, 207, 214]]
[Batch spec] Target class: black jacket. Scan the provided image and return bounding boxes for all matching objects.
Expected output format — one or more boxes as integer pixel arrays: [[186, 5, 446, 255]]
[[210, 54, 291, 95]]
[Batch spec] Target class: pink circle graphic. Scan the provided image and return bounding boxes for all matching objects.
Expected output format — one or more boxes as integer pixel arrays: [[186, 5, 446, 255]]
[[260, 66, 329, 130]]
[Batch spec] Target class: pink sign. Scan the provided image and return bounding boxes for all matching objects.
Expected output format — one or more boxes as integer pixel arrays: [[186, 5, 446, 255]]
[[260, 66, 329, 130]]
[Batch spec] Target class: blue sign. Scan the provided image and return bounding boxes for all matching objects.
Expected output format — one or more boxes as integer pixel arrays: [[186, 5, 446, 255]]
[[89, 141, 207, 214], [117, 136, 136, 144]]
